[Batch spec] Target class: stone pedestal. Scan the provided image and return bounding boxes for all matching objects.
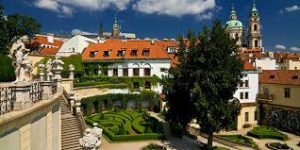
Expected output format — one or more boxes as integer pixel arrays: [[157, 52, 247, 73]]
[[40, 81, 53, 100], [14, 83, 32, 111]]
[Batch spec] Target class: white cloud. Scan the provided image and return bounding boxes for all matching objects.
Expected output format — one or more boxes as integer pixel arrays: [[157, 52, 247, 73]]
[[285, 5, 300, 12], [71, 29, 97, 35], [280, 5, 300, 13], [196, 12, 213, 21], [33, 0, 133, 16], [132, 0, 216, 17], [34, 0, 60, 12], [290, 46, 300, 51], [275, 44, 286, 50]]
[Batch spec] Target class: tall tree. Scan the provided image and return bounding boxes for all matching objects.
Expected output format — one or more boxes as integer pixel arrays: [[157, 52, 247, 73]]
[[0, 2, 41, 54], [163, 20, 243, 148], [0, 3, 8, 54]]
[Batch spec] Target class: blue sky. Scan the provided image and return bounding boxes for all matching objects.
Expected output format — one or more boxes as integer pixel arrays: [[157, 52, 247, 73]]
[[2, 0, 300, 51]]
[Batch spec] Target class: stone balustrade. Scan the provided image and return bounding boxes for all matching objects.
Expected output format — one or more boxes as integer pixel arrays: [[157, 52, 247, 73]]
[[0, 80, 58, 116]]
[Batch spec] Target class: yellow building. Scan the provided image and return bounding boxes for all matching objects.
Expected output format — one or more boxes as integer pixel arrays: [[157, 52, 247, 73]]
[[257, 70, 300, 134]]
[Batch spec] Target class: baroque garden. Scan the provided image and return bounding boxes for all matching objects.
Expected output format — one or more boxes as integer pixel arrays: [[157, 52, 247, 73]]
[[1, 1, 300, 150]]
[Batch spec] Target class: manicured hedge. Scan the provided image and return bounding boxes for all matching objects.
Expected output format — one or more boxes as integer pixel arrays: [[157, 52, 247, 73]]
[[0, 54, 15, 82], [78, 75, 161, 90], [81, 91, 158, 115], [247, 126, 288, 140], [74, 83, 128, 88], [85, 115, 163, 142], [218, 134, 257, 148]]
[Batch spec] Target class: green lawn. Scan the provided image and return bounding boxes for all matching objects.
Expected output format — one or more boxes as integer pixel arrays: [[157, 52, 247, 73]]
[[85, 110, 163, 141], [218, 134, 257, 148], [247, 126, 288, 140]]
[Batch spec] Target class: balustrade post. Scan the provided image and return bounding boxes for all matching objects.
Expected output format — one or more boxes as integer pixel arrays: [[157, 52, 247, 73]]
[[39, 64, 45, 81], [51, 56, 64, 91], [14, 83, 32, 110], [69, 64, 75, 80], [40, 81, 53, 100], [68, 92, 75, 114], [75, 96, 81, 113]]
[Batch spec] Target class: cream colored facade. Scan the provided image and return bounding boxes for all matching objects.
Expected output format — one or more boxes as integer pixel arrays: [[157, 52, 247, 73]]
[[258, 83, 300, 108], [237, 104, 257, 130], [286, 59, 300, 70], [0, 93, 61, 150]]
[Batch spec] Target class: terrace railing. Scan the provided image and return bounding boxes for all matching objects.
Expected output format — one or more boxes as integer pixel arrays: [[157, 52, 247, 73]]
[[0, 80, 59, 116], [0, 86, 16, 115]]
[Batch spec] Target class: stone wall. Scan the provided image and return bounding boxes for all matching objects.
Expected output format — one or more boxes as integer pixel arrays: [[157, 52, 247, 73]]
[[0, 93, 61, 150], [259, 103, 300, 135]]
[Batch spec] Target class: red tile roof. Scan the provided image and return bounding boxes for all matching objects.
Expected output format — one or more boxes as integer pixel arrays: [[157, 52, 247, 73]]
[[244, 61, 256, 71], [259, 70, 300, 85], [33, 35, 64, 56], [34, 35, 63, 47], [39, 47, 60, 56], [82, 39, 171, 61]]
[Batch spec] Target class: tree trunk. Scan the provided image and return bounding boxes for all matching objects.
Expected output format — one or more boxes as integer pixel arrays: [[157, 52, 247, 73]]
[[207, 132, 213, 148]]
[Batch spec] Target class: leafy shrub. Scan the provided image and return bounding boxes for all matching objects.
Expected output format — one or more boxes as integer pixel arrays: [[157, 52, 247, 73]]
[[142, 143, 164, 150], [39, 54, 84, 79], [170, 122, 183, 138], [247, 126, 288, 141], [0, 54, 15, 82], [218, 134, 257, 148]]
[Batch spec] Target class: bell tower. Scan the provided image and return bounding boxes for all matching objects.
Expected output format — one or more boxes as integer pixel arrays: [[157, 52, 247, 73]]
[[248, 0, 262, 49], [111, 15, 120, 38]]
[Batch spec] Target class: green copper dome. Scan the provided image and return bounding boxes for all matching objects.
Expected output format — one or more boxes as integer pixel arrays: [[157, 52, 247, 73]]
[[250, 0, 259, 17], [225, 20, 243, 29], [225, 5, 243, 29]]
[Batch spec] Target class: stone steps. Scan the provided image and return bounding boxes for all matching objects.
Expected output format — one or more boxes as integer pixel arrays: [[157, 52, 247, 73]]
[[60, 98, 82, 150]]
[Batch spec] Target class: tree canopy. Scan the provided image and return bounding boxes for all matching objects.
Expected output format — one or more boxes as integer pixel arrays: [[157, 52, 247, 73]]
[[162, 20, 243, 148], [0, 3, 41, 54]]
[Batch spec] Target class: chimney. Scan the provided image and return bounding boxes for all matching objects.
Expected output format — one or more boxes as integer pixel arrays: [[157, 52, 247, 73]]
[[269, 52, 274, 58], [47, 33, 54, 43]]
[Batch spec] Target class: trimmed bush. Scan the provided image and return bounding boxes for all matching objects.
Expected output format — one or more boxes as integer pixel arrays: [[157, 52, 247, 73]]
[[85, 110, 163, 142], [81, 91, 158, 116], [247, 126, 288, 141], [142, 143, 164, 150], [218, 134, 257, 148], [0, 54, 15, 82]]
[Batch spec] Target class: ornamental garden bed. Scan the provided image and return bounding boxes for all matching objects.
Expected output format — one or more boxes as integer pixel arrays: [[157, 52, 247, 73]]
[[265, 142, 293, 150], [85, 110, 163, 142], [217, 134, 257, 148], [247, 126, 288, 140]]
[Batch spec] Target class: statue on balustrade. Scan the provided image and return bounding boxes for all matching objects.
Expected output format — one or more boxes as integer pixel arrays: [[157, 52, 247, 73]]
[[45, 58, 53, 81], [79, 123, 102, 150], [10, 36, 32, 83]]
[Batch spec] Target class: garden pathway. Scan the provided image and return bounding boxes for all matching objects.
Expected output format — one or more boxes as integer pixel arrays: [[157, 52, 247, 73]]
[[219, 127, 300, 150]]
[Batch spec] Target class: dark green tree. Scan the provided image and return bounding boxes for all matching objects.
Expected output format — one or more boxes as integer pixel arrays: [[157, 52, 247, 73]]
[[163, 20, 243, 148], [0, 3, 8, 54], [0, 2, 41, 54]]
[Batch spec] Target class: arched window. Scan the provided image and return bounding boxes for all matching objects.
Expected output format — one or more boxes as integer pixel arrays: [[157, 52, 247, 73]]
[[235, 33, 239, 40], [254, 40, 258, 47], [254, 24, 258, 31]]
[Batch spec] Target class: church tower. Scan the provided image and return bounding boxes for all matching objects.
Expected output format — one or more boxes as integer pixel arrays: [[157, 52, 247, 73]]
[[111, 15, 120, 38], [225, 5, 244, 47], [248, 0, 262, 49]]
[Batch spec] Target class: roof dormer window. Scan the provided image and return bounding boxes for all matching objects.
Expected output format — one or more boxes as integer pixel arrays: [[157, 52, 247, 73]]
[[117, 50, 125, 57], [103, 50, 111, 57], [89, 51, 98, 58], [131, 50, 138, 56], [269, 75, 275, 79], [142, 49, 150, 56]]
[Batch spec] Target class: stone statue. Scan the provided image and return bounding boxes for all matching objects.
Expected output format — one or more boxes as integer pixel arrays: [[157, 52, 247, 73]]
[[69, 64, 75, 79], [51, 56, 64, 81], [10, 36, 32, 83], [45, 59, 53, 81], [79, 128, 102, 150]]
